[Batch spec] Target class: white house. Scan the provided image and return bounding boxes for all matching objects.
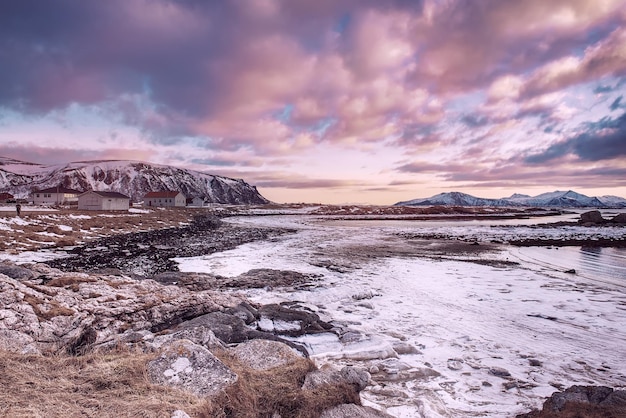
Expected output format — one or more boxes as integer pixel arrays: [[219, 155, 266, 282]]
[[32, 186, 82, 206], [77, 191, 130, 211], [190, 196, 206, 207], [143, 191, 186, 207]]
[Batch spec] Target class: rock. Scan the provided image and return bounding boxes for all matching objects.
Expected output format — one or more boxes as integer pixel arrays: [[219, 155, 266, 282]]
[[488, 367, 511, 377], [0, 262, 38, 281], [224, 269, 318, 289], [231, 339, 304, 371], [176, 308, 310, 356], [147, 339, 237, 397], [601, 390, 626, 408], [149, 326, 225, 351], [391, 341, 421, 355], [0, 261, 242, 354], [579, 210, 604, 224], [257, 303, 333, 337], [0, 329, 41, 354], [320, 404, 393, 418], [226, 302, 259, 324], [447, 358, 464, 370], [610, 213, 626, 224], [545, 385, 613, 411], [516, 385, 626, 417], [303, 365, 371, 392], [177, 312, 250, 344]]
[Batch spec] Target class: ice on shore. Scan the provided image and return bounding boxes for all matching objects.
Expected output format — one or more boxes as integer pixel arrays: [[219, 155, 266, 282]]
[[175, 215, 626, 417]]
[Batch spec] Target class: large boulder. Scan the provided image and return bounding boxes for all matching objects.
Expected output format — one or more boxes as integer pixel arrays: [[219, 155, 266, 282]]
[[177, 312, 250, 344], [516, 385, 626, 417], [579, 210, 605, 224], [257, 303, 334, 337], [304, 365, 371, 392], [610, 213, 626, 224], [231, 339, 304, 371], [147, 339, 237, 397]]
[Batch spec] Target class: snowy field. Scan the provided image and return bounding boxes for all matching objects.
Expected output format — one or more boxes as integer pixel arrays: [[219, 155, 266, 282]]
[[175, 214, 626, 417]]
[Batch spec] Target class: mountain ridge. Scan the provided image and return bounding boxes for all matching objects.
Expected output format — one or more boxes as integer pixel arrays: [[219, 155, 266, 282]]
[[0, 157, 270, 205], [395, 190, 626, 208]]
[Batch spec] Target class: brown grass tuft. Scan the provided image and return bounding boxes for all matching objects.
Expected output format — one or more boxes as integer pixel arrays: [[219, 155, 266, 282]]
[[22, 294, 75, 320], [0, 349, 208, 418], [45, 276, 97, 287], [202, 349, 361, 418]]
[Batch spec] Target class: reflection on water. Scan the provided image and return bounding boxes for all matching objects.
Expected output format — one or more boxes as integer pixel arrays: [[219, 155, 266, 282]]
[[517, 246, 626, 283]]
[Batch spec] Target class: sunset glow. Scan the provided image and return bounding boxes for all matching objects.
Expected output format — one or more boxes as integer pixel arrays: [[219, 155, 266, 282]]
[[1, 0, 625, 204]]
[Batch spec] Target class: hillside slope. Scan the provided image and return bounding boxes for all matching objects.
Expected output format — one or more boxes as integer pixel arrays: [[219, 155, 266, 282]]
[[0, 157, 269, 204]]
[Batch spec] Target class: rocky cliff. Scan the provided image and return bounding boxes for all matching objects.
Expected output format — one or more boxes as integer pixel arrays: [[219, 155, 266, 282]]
[[0, 157, 270, 204]]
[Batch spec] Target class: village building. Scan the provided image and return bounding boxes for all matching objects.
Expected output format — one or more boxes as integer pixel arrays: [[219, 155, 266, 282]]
[[32, 186, 82, 205], [77, 191, 130, 211], [143, 191, 186, 207], [189, 196, 206, 207]]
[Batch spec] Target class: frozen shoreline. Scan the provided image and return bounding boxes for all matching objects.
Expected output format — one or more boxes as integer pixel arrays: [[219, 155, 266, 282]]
[[175, 215, 626, 417]]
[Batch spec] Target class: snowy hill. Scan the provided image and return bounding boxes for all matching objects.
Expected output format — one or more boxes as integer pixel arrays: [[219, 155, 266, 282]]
[[395, 190, 626, 208], [0, 157, 269, 204], [395, 192, 518, 207]]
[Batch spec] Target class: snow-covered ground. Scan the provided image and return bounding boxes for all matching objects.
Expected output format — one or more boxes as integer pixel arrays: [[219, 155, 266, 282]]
[[175, 215, 626, 417]]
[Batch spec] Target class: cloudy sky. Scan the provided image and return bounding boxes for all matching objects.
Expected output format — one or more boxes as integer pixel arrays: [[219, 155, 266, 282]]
[[1, 0, 625, 204]]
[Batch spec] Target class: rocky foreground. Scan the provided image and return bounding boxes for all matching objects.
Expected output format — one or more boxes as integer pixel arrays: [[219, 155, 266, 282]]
[[0, 261, 390, 417]]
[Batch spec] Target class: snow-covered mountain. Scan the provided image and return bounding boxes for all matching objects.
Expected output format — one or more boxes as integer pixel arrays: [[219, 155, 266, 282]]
[[395, 190, 626, 208], [395, 191, 518, 207], [0, 157, 270, 204]]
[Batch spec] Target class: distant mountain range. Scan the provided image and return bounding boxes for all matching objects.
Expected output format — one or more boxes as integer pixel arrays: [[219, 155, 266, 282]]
[[0, 157, 269, 204], [395, 190, 626, 208]]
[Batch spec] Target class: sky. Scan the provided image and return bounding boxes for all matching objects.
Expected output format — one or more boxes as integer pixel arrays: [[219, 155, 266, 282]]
[[1, 0, 626, 204]]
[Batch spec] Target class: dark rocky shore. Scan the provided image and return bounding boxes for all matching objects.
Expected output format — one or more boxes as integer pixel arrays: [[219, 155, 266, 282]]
[[46, 214, 293, 277]]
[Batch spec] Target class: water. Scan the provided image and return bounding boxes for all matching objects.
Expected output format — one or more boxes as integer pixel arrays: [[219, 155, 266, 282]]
[[513, 246, 626, 285], [323, 212, 626, 288]]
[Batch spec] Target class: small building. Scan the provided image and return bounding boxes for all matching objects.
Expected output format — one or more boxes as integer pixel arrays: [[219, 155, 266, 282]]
[[0, 192, 14, 203], [190, 196, 206, 207], [143, 191, 186, 207], [78, 191, 130, 211], [32, 186, 82, 205]]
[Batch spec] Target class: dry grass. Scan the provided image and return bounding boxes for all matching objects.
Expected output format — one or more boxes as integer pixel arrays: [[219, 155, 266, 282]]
[[203, 349, 361, 418], [0, 349, 208, 418], [0, 346, 362, 418], [22, 294, 76, 321]]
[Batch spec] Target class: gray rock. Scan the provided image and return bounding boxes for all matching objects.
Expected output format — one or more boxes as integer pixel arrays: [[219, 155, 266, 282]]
[[579, 210, 604, 224], [489, 367, 511, 377], [231, 339, 304, 371], [392, 341, 421, 355], [147, 339, 237, 397], [258, 303, 333, 337], [0, 263, 37, 281], [150, 326, 225, 351], [320, 404, 393, 418], [601, 389, 626, 407], [611, 213, 626, 224], [303, 366, 370, 392], [177, 312, 250, 344]]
